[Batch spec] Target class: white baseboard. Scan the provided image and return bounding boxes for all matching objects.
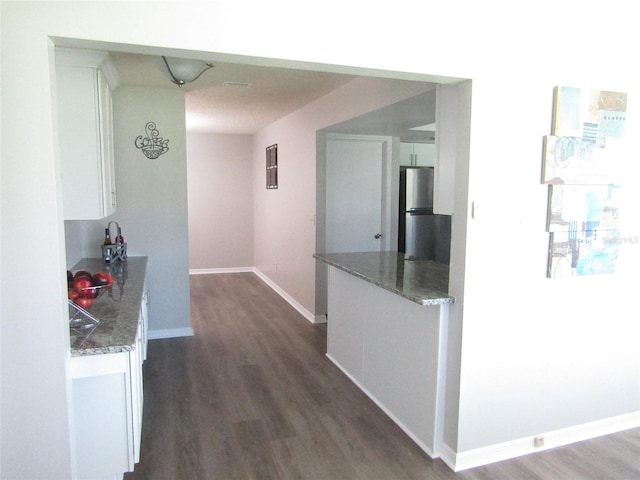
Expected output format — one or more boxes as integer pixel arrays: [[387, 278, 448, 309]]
[[148, 327, 194, 340], [189, 267, 254, 275], [438, 442, 457, 472], [252, 268, 317, 323], [448, 411, 640, 472]]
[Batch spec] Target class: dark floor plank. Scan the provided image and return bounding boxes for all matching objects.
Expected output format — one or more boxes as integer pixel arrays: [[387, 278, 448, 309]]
[[125, 273, 640, 480]]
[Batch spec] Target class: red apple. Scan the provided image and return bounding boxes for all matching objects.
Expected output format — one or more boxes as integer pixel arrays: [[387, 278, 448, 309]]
[[92, 272, 114, 287], [73, 277, 95, 298], [74, 296, 93, 310], [74, 270, 93, 281]]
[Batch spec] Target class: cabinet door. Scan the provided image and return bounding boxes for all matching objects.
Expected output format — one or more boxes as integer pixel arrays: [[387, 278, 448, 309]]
[[413, 143, 436, 167], [70, 331, 145, 477], [140, 286, 149, 362], [57, 64, 115, 219], [58, 65, 103, 220], [399, 142, 414, 166], [71, 353, 132, 480], [97, 69, 116, 216], [129, 323, 144, 465]]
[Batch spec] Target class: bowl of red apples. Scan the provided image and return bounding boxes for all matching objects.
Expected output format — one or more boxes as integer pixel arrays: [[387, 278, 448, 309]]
[[67, 270, 114, 310]]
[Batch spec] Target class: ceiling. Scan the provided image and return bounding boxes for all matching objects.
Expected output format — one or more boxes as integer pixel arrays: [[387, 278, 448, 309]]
[[110, 52, 436, 140], [325, 90, 437, 143]]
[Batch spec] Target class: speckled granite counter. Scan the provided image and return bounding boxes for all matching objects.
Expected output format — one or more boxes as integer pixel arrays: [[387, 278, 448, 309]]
[[314, 251, 454, 305], [69, 256, 147, 356]]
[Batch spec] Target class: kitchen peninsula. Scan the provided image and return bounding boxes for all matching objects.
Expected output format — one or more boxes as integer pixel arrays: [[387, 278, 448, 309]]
[[314, 251, 454, 458]]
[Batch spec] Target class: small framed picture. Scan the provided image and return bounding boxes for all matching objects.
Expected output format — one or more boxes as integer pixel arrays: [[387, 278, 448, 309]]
[[266, 144, 278, 189]]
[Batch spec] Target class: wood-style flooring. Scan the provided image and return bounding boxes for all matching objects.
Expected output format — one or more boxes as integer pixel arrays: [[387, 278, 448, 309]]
[[125, 273, 640, 480]]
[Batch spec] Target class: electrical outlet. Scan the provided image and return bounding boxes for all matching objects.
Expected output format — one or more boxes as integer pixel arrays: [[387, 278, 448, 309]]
[[534, 436, 545, 448]]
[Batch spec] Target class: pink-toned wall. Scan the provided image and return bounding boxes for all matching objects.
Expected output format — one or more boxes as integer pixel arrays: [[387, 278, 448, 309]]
[[187, 132, 254, 270], [253, 78, 434, 316]]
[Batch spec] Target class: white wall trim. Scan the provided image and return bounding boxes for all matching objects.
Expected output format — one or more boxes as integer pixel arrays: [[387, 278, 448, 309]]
[[253, 268, 317, 323], [448, 411, 640, 472], [438, 442, 458, 471], [148, 327, 194, 340], [190, 267, 254, 275]]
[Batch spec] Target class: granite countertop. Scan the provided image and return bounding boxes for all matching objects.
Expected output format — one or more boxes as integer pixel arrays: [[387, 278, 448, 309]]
[[69, 256, 147, 356], [314, 251, 454, 306]]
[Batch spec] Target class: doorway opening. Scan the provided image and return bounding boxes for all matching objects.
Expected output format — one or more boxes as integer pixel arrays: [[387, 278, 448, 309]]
[[52, 36, 468, 324]]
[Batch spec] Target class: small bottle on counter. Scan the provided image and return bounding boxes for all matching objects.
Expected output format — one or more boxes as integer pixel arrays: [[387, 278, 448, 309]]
[[116, 226, 124, 244], [104, 228, 112, 245]]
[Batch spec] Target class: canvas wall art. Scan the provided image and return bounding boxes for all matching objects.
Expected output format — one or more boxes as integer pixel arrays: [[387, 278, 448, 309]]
[[546, 184, 620, 233], [543, 86, 629, 278], [542, 87, 627, 185], [542, 135, 622, 185], [552, 86, 627, 141], [548, 230, 620, 278]]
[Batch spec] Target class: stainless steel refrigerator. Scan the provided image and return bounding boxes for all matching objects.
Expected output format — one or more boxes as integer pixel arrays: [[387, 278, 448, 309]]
[[398, 167, 451, 263]]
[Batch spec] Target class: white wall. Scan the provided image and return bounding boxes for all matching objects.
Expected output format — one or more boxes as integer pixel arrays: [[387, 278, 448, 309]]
[[186, 133, 253, 270], [449, 75, 640, 466], [1, 18, 75, 480], [2, 2, 639, 478]]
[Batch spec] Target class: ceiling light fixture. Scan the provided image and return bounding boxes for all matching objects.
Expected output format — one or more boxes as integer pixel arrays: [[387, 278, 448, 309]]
[[162, 56, 214, 88]]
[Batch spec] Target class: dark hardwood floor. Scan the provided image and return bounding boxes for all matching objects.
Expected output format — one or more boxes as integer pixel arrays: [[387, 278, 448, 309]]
[[125, 273, 640, 479]]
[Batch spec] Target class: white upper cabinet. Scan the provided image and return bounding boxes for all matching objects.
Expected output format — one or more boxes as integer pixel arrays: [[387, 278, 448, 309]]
[[399, 142, 436, 167], [56, 48, 118, 220]]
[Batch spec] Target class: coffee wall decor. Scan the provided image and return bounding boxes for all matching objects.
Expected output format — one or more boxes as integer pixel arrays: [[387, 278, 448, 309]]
[[135, 121, 170, 159]]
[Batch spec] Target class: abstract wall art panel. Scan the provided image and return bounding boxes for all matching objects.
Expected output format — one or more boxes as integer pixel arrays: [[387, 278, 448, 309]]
[[542, 135, 622, 184], [546, 184, 620, 233], [547, 229, 620, 278], [552, 86, 627, 142]]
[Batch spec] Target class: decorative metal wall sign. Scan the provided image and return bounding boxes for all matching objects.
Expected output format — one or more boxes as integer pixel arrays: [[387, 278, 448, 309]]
[[135, 122, 170, 159], [266, 144, 278, 189]]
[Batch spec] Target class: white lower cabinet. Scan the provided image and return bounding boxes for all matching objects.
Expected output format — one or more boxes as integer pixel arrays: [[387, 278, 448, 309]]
[[70, 313, 147, 480]]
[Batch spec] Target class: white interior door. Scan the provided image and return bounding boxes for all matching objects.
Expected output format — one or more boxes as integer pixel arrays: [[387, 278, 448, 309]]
[[326, 136, 385, 253]]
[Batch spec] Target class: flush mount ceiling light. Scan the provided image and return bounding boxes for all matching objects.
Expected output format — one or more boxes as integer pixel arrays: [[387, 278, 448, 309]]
[[161, 56, 214, 87]]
